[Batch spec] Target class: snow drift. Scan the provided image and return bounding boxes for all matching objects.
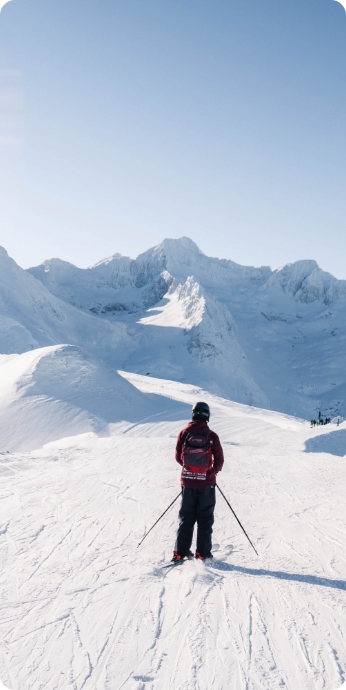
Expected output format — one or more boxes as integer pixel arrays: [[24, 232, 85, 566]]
[[0, 345, 187, 452]]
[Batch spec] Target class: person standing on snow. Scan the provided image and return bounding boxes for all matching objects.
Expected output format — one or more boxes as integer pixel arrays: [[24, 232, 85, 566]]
[[172, 401, 224, 563]]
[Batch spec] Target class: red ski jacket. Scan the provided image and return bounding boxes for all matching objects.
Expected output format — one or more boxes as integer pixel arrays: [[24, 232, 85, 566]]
[[175, 420, 224, 489]]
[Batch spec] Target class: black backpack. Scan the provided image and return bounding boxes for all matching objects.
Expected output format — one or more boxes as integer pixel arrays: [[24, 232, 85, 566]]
[[181, 428, 212, 479]]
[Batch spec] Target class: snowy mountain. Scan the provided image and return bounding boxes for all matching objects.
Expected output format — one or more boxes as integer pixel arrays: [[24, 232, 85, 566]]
[[1, 240, 346, 690], [1, 238, 346, 418], [262, 259, 346, 304], [27, 238, 346, 419], [0, 246, 128, 361]]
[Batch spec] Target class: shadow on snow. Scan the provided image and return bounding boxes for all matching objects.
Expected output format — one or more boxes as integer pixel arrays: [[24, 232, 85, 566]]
[[211, 561, 346, 591], [304, 429, 346, 457]]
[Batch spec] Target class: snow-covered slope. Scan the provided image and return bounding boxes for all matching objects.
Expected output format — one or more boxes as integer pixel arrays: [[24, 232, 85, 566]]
[[28, 237, 346, 307], [130, 276, 268, 406], [1, 239, 346, 419], [263, 260, 346, 305], [0, 345, 185, 451], [0, 247, 127, 361], [1, 240, 345, 689], [0, 371, 345, 690], [28, 250, 173, 313], [26, 238, 346, 420]]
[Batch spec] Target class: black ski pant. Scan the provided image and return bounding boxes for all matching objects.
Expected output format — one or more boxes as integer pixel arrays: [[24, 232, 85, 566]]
[[175, 486, 216, 558]]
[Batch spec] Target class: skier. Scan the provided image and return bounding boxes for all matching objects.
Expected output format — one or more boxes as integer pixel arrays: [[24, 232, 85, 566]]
[[172, 401, 224, 563]]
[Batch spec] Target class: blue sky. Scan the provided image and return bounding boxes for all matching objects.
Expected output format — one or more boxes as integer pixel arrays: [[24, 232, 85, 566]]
[[0, 0, 346, 275]]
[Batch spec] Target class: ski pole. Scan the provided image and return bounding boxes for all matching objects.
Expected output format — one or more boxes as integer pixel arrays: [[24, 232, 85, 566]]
[[137, 491, 182, 548], [216, 484, 258, 556]]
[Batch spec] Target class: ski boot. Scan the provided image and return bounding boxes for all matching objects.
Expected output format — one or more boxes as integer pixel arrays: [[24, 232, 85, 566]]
[[195, 551, 213, 561], [171, 550, 194, 563]]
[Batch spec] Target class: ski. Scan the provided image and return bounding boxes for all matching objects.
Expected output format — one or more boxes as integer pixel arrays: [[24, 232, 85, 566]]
[[161, 556, 192, 569], [161, 544, 221, 569]]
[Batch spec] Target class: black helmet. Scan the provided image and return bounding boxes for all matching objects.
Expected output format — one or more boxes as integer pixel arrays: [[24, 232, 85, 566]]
[[192, 401, 210, 422]]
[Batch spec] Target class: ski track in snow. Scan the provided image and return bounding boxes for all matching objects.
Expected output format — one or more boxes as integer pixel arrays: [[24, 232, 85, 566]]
[[0, 376, 345, 689]]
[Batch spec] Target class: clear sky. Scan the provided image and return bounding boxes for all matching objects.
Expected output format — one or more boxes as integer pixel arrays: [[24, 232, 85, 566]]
[[0, 0, 345, 276]]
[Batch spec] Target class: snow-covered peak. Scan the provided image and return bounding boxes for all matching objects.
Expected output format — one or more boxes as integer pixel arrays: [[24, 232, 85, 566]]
[[136, 237, 204, 266], [263, 259, 346, 305], [28, 239, 346, 307], [29, 253, 134, 307], [90, 252, 125, 268], [0, 248, 126, 358], [135, 237, 271, 286], [277, 259, 319, 274], [31, 257, 82, 279], [5, 238, 346, 420]]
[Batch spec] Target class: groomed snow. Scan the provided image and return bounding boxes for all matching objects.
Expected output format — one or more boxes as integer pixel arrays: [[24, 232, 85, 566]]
[[0, 370, 345, 689]]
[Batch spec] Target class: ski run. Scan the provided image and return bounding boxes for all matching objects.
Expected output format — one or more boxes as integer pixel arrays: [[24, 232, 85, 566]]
[[0, 358, 345, 690]]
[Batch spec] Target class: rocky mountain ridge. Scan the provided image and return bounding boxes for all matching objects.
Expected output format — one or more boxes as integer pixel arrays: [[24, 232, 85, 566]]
[[0, 239, 345, 418], [28, 238, 346, 311]]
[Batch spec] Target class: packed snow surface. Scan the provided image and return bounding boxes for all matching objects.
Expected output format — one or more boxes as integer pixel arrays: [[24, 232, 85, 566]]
[[0, 361, 345, 690]]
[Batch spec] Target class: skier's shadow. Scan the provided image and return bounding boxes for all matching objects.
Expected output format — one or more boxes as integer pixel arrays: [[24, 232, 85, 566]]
[[304, 429, 346, 457], [210, 562, 346, 592]]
